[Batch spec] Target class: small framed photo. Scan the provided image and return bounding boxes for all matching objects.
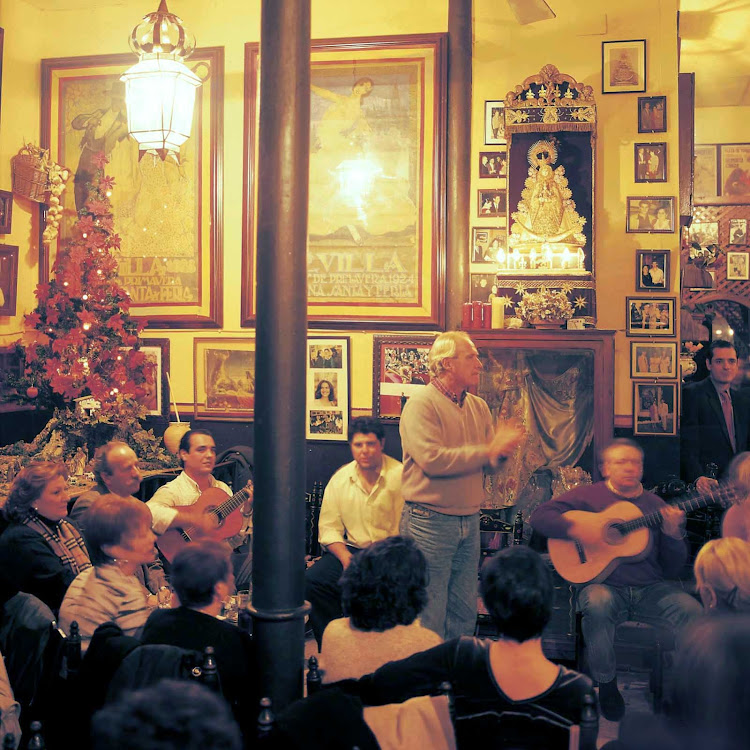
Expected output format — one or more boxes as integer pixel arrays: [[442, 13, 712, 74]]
[[372, 335, 435, 421], [633, 381, 677, 436], [0, 191, 12, 234], [689, 221, 719, 246], [634, 143, 667, 183], [484, 101, 505, 145], [472, 227, 506, 264], [0, 244, 18, 316], [136, 338, 170, 419], [307, 336, 350, 441], [727, 251, 750, 281], [602, 40, 646, 94], [630, 342, 677, 379], [479, 151, 507, 178], [626, 296, 675, 337], [626, 197, 675, 233], [636, 250, 670, 292], [194, 337, 256, 421], [478, 189, 506, 218], [637, 95, 667, 133], [729, 218, 747, 245]]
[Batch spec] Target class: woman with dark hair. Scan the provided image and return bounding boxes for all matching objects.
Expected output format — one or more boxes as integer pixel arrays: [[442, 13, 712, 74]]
[[336, 546, 596, 744], [0, 462, 91, 613], [140, 540, 258, 741], [59, 494, 156, 651], [314, 379, 337, 408], [320, 536, 441, 682]]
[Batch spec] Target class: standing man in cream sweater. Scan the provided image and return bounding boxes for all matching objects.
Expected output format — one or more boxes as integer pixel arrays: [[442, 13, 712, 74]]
[[400, 331, 525, 639]]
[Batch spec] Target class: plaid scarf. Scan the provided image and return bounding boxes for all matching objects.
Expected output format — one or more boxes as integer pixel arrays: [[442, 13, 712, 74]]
[[22, 510, 92, 576]]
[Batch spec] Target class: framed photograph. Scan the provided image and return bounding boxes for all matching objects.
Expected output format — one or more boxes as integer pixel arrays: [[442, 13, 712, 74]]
[[635, 250, 670, 292], [689, 221, 719, 246], [0, 244, 18, 316], [633, 381, 677, 436], [242, 35, 447, 328], [478, 189, 506, 218], [0, 190, 12, 234], [194, 338, 256, 421], [727, 251, 750, 281], [307, 336, 350, 441], [479, 151, 507, 178], [372, 334, 434, 421], [626, 196, 675, 233], [602, 40, 646, 94], [630, 342, 677, 379], [694, 145, 720, 203], [719, 144, 750, 204], [41, 48, 224, 328], [626, 296, 675, 337], [637, 95, 666, 133], [484, 101, 505, 145], [729, 218, 748, 245], [634, 143, 667, 183], [138, 338, 170, 419], [472, 227, 506, 264]]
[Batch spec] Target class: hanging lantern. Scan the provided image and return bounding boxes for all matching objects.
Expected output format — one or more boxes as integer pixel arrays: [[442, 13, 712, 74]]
[[120, 0, 201, 162]]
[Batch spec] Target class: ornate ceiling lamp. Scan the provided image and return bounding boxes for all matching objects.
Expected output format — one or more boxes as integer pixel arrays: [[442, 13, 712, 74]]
[[120, 0, 201, 162]]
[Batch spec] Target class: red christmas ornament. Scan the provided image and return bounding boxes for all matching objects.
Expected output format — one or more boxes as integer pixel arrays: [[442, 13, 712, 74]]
[[26, 386, 39, 399]]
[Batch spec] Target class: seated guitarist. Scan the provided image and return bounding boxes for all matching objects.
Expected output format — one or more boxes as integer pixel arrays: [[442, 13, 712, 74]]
[[147, 429, 253, 589], [530, 438, 701, 721]]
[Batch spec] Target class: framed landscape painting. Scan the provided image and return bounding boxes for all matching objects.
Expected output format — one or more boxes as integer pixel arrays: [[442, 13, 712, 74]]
[[242, 35, 447, 328], [41, 48, 224, 328]]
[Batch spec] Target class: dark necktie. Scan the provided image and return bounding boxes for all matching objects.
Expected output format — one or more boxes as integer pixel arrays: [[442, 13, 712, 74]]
[[719, 390, 736, 451]]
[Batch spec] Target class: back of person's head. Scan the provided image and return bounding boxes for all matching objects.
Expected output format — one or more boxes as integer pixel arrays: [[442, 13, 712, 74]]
[[171, 540, 232, 609], [85, 494, 152, 566], [707, 339, 736, 362], [91, 679, 241, 750], [480, 546, 552, 642], [728, 451, 750, 495], [671, 615, 750, 750], [341, 536, 428, 632], [694, 537, 750, 613], [4, 461, 68, 522], [347, 416, 384, 443]]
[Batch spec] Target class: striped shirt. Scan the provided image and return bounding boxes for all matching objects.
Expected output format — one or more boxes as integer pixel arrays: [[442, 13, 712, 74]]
[[59, 564, 153, 652]]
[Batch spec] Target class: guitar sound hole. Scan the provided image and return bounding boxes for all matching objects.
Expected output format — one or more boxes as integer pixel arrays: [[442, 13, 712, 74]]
[[205, 505, 223, 528], [603, 523, 625, 545]]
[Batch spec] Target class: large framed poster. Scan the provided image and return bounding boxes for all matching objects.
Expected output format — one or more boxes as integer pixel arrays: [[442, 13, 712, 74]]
[[242, 34, 447, 328], [41, 48, 224, 328], [719, 144, 750, 204]]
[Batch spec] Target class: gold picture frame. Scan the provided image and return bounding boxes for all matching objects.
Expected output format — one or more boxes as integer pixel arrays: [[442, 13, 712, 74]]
[[194, 338, 256, 421]]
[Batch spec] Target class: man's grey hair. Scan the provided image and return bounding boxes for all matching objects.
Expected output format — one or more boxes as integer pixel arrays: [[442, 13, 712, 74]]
[[428, 331, 475, 378], [91, 440, 132, 486]]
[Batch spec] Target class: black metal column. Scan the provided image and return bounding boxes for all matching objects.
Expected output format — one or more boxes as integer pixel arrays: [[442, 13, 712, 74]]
[[446, 0, 473, 329], [252, 0, 311, 711]]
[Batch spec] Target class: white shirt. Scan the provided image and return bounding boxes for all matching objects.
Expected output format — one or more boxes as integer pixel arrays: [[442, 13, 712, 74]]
[[317, 454, 403, 550], [146, 471, 251, 548]]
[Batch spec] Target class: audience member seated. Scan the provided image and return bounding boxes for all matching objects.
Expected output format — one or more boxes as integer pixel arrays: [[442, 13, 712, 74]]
[[320, 536, 441, 682], [721, 452, 750, 541], [140, 540, 258, 738], [0, 649, 21, 750], [91, 679, 241, 750], [335, 545, 598, 746], [694, 537, 750, 614], [59, 494, 157, 651], [0, 462, 91, 613]]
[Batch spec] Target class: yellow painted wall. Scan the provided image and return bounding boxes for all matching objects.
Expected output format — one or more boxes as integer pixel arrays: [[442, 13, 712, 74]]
[[695, 106, 750, 143], [0, 0, 681, 420]]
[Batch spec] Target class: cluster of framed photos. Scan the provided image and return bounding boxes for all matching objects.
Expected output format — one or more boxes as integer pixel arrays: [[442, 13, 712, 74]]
[[689, 217, 749, 281]]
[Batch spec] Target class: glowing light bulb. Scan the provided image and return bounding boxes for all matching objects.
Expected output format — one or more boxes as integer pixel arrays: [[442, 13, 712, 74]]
[[83, 323, 91, 331]]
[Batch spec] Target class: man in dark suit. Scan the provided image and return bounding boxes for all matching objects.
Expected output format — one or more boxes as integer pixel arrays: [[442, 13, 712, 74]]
[[681, 340, 750, 491]]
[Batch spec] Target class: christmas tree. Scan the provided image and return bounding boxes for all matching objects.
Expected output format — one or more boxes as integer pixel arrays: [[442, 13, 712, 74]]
[[2, 152, 174, 470]]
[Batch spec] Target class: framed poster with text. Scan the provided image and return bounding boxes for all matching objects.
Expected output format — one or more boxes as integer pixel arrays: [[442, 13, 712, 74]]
[[41, 48, 224, 328], [242, 34, 447, 328]]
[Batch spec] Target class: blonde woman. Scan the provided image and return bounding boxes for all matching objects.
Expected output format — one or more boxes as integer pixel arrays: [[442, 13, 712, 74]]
[[694, 537, 750, 614], [721, 452, 750, 541]]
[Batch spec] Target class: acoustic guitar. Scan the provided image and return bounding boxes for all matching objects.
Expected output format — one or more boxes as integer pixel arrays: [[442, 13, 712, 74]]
[[157, 483, 253, 563], [547, 484, 737, 584]]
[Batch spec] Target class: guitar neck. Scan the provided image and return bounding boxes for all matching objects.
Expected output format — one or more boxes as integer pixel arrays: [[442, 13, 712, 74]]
[[614, 484, 736, 535], [213, 486, 252, 518]]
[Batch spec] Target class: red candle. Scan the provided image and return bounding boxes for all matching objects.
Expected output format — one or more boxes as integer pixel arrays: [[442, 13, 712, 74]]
[[462, 303, 473, 330], [482, 303, 492, 329], [471, 301, 482, 329]]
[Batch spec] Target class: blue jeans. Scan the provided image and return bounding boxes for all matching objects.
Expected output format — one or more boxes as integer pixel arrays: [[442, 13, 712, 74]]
[[400, 502, 480, 640], [577, 581, 702, 683]]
